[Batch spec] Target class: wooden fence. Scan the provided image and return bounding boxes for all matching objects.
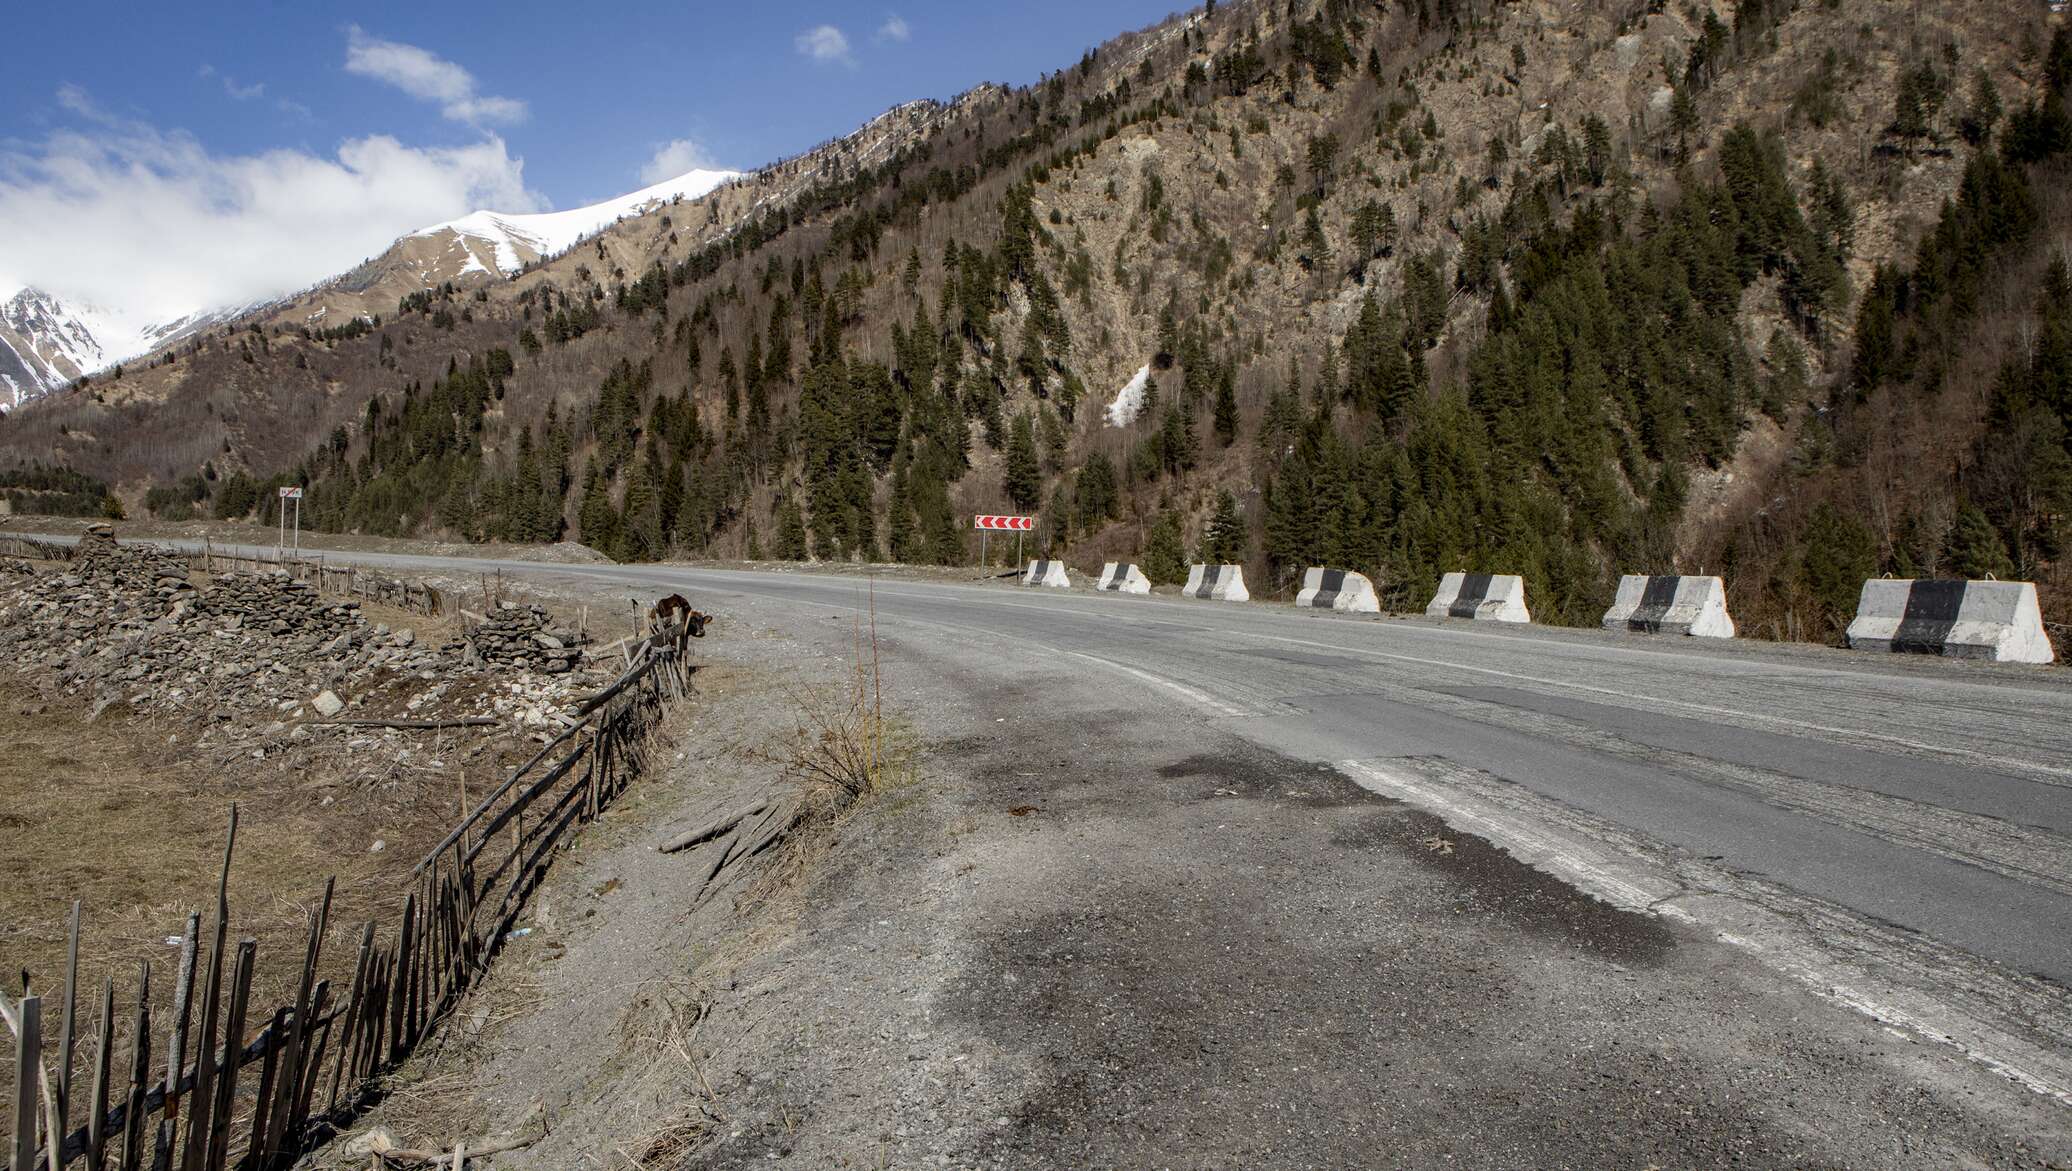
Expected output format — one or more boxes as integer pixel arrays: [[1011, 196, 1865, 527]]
[[0, 537, 72, 563], [196, 544, 443, 618], [4, 616, 696, 1169]]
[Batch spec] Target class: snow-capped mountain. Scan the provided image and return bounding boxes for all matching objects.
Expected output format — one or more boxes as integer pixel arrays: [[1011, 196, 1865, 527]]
[[0, 288, 236, 411], [0, 167, 742, 412], [409, 166, 740, 277]]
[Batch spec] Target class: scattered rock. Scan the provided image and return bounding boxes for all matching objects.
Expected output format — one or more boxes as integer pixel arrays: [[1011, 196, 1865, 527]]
[[312, 689, 346, 718]]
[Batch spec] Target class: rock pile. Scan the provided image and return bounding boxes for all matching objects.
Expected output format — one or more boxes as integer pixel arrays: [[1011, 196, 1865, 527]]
[[466, 602, 582, 674], [197, 572, 367, 643], [0, 558, 30, 576], [54, 529, 199, 624], [0, 536, 603, 738]]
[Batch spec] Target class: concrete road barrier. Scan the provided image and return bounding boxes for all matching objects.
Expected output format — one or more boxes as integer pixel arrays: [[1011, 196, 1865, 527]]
[[1183, 563, 1250, 602], [1296, 567, 1381, 613], [1846, 578, 2056, 664], [1425, 572, 1530, 623], [1022, 560, 1071, 588], [1096, 562, 1152, 594], [1602, 575, 1736, 638]]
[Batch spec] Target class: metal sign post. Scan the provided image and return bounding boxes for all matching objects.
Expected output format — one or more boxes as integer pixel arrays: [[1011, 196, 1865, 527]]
[[278, 486, 304, 560], [973, 514, 1035, 570]]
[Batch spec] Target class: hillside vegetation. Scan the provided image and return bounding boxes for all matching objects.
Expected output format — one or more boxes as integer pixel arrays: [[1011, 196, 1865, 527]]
[[4, 0, 2069, 642]]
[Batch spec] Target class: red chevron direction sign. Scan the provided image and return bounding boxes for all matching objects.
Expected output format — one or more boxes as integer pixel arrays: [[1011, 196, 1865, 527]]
[[973, 514, 1035, 531]]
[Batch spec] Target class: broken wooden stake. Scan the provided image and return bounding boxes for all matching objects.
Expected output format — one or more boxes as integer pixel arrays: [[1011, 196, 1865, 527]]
[[658, 803, 769, 854]]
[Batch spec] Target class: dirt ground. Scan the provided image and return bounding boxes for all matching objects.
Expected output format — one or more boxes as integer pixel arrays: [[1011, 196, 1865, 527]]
[[308, 569, 2072, 1170], [0, 561, 638, 1046]]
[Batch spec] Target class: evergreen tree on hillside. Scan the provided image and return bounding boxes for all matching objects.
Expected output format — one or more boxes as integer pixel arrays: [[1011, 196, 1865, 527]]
[[775, 495, 809, 560], [1213, 367, 1239, 446], [1203, 490, 1246, 563], [1143, 509, 1187, 585], [1076, 452, 1118, 532], [1005, 412, 1042, 511]]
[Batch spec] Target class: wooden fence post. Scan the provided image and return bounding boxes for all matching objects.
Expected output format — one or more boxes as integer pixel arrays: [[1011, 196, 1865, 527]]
[[55, 900, 79, 1152], [119, 962, 151, 1171], [10, 995, 38, 1171]]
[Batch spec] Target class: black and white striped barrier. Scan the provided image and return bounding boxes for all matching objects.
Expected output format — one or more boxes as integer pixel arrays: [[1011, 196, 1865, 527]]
[[1022, 560, 1071, 588], [1183, 563, 1250, 602], [1424, 572, 1530, 623], [1601, 575, 1735, 638], [1096, 562, 1151, 594], [1845, 578, 2055, 663], [1296, 567, 1380, 613]]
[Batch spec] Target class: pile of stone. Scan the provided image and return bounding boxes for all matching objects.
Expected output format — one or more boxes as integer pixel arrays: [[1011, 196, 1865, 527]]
[[0, 558, 31, 576], [52, 524, 200, 625], [464, 601, 583, 674], [0, 534, 603, 737], [197, 572, 366, 643]]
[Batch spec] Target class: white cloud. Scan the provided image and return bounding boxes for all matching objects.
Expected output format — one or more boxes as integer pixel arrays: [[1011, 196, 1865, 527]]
[[795, 25, 853, 65], [197, 64, 265, 101], [876, 14, 910, 43], [0, 87, 542, 324], [639, 138, 718, 185], [344, 27, 527, 126]]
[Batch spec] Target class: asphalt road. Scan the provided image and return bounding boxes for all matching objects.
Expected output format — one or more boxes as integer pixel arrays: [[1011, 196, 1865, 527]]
[[41, 538, 2072, 1112], [142, 546, 2072, 974]]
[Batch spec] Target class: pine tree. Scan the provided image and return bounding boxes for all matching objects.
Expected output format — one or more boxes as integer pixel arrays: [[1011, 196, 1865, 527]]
[[622, 462, 663, 562], [576, 458, 619, 554], [1076, 451, 1119, 531], [1947, 501, 2015, 580], [1300, 205, 1332, 271], [1213, 366, 1239, 446], [1203, 489, 1246, 562], [1143, 509, 1188, 584], [1004, 412, 1042, 511], [1796, 504, 1879, 639], [903, 247, 924, 298], [887, 463, 919, 563], [775, 495, 810, 560], [1959, 68, 2003, 146]]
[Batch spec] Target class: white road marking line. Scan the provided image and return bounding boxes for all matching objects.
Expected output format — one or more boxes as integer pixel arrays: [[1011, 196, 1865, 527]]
[[1248, 631, 2072, 781], [1337, 759, 2072, 1108], [1062, 651, 1252, 718], [1338, 760, 1686, 919]]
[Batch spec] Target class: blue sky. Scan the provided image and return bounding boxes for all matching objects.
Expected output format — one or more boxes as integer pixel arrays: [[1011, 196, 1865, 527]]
[[0, 1, 1183, 323]]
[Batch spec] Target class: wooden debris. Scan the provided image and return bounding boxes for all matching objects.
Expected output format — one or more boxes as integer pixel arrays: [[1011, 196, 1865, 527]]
[[658, 803, 769, 854]]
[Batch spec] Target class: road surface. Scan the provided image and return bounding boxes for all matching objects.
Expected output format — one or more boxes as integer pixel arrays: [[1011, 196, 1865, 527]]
[[37, 537, 2072, 1113]]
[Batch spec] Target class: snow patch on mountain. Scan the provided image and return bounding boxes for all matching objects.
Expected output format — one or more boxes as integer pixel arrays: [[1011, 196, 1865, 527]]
[[1106, 364, 1153, 428], [412, 167, 740, 275]]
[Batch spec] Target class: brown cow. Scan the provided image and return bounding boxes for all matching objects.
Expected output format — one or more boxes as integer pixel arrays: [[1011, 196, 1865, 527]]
[[651, 594, 712, 655]]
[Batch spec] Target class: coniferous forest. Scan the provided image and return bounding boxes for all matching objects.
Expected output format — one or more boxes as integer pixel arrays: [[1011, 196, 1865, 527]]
[[6, 0, 2071, 644]]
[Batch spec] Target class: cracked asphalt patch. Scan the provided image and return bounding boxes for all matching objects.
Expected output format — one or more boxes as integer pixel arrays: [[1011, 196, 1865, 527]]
[[934, 731, 2065, 1169]]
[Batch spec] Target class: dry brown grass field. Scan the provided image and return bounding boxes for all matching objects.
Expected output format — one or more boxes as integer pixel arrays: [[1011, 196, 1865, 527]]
[[0, 587, 520, 1032]]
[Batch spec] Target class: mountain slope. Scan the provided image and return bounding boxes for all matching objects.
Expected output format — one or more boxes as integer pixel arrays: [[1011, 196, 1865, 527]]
[[0, 288, 243, 410], [0, 168, 744, 411], [4, 0, 2067, 645], [415, 166, 741, 276]]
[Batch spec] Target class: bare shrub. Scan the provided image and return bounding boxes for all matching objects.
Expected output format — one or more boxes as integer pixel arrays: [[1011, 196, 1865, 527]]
[[781, 584, 914, 811]]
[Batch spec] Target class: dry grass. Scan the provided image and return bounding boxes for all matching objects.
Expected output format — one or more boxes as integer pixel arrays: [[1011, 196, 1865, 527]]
[[778, 588, 916, 812], [611, 978, 725, 1168], [0, 676, 503, 1046]]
